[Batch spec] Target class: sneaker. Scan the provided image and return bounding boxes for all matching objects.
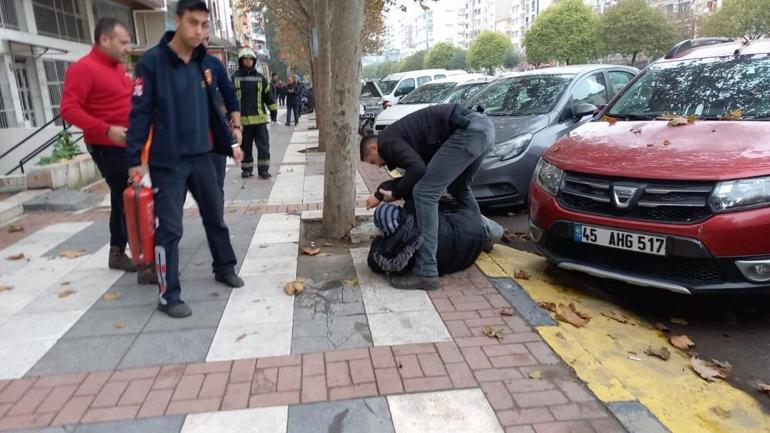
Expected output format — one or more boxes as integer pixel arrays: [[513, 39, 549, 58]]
[[390, 273, 440, 291], [215, 273, 245, 288], [108, 247, 137, 272], [157, 301, 192, 318], [241, 171, 253, 178], [137, 265, 158, 285]]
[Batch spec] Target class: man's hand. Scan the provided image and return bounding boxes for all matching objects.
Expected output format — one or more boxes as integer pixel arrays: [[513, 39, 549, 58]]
[[232, 128, 243, 145], [378, 189, 396, 202], [128, 165, 145, 182], [107, 126, 127, 145], [232, 146, 244, 163], [366, 195, 381, 210]]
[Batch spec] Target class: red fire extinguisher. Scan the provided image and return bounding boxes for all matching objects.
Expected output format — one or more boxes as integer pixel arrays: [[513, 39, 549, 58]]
[[123, 129, 155, 268]]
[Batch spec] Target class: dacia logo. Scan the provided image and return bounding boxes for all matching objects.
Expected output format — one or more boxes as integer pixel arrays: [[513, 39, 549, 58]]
[[612, 185, 639, 209]]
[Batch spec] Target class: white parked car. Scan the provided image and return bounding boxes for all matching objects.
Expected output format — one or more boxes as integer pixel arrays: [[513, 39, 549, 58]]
[[374, 75, 494, 133], [377, 69, 449, 107]]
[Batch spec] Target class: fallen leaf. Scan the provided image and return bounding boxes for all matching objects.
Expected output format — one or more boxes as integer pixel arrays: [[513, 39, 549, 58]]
[[670, 317, 689, 325], [645, 346, 671, 361], [500, 307, 514, 317], [482, 326, 504, 340], [114, 321, 127, 329], [691, 357, 728, 382], [630, 127, 642, 135], [7, 225, 24, 233], [61, 281, 71, 286], [528, 370, 543, 380], [711, 359, 733, 371], [538, 301, 557, 313], [513, 270, 531, 280], [711, 406, 732, 419], [6, 253, 24, 261], [235, 333, 247, 342], [662, 139, 671, 146], [59, 250, 86, 259], [687, 114, 698, 123], [58, 289, 76, 298], [343, 278, 359, 287], [0, 284, 13, 293], [756, 382, 770, 396], [670, 335, 695, 350], [102, 292, 121, 301], [284, 280, 305, 296], [654, 322, 670, 333], [725, 109, 744, 120], [602, 311, 629, 324], [555, 303, 590, 328], [601, 115, 617, 125], [302, 247, 321, 256]]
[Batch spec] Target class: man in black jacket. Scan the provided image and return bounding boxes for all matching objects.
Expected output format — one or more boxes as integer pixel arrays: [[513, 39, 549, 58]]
[[360, 104, 494, 290]]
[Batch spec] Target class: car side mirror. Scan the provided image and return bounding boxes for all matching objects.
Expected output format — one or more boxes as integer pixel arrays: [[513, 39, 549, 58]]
[[573, 102, 598, 119]]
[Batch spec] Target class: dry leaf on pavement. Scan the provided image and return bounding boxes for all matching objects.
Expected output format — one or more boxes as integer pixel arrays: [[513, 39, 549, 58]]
[[58, 289, 76, 298], [102, 292, 121, 301], [513, 270, 531, 280], [756, 382, 770, 396], [645, 346, 671, 361], [500, 307, 514, 317], [482, 326, 504, 340], [654, 322, 670, 333], [528, 370, 543, 380], [670, 335, 695, 350], [8, 225, 24, 233], [284, 280, 305, 296], [711, 359, 733, 371], [555, 303, 591, 328], [114, 321, 127, 329], [602, 311, 629, 324], [691, 357, 728, 382], [6, 253, 24, 261], [670, 317, 689, 325], [343, 278, 359, 287], [59, 250, 86, 259], [302, 247, 321, 256], [235, 333, 247, 342], [61, 281, 71, 286], [0, 284, 13, 293], [538, 301, 557, 313]]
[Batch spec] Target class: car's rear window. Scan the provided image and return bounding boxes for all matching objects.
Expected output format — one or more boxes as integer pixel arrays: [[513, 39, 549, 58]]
[[378, 79, 398, 94], [466, 74, 574, 116], [399, 83, 456, 104], [608, 54, 770, 120]]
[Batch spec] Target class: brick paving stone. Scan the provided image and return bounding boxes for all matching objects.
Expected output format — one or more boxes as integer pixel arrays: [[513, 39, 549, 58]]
[[0, 379, 35, 404], [222, 382, 251, 410], [137, 388, 174, 418], [440, 311, 481, 321], [165, 398, 221, 416], [152, 365, 186, 390], [118, 379, 154, 406], [417, 353, 447, 377], [251, 368, 278, 394], [498, 408, 555, 426], [454, 301, 493, 311], [185, 361, 232, 376], [445, 362, 477, 388], [490, 353, 539, 368], [526, 342, 562, 365], [349, 359, 376, 384], [329, 383, 379, 401], [51, 395, 94, 425], [0, 380, 9, 394], [501, 333, 546, 344], [81, 405, 141, 424], [172, 375, 205, 401], [445, 320, 473, 337], [514, 390, 569, 408], [505, 426, 537, 433], [36, 385, 78, 414], [277, 366, 302, 392], [0, 403, 12, 418], [554, 380, 596, 403], [369, 347, 396, 369], [34, 373, 87, 389], [302, 353, 325, 376], [248, 391, 300, 408], [7, 386, 50, 416], [431, 298, 455, 313], [483, 344, 532, 358], [548, 402, 608, 421], [590, 417, 627, 433], [325, 348, 370, 362], [301, 375, 327, 403], [394, 355, 422, 379], [481, 381, 515, 410], [199, 373, 230, 399], [461, 347, 492, 370], [533, 420, 596, 433], [475, 368, 524, 382], [403, 376, 453, 393], [92, 381, 129, 408], [392, 343, 436, 356], [505, 379, 556, 394], [111, 367, 160, 382], [257, 355, 301, 369], [326, 362, 351, 388], [456, 336, 502, 348], [375, 368, 404, 395], [435, 341, 464, 364], [230, 359, 257, 383], [0, 412, 55, 431], [485, 293, 510, 308], [503, 316, 533, 334]]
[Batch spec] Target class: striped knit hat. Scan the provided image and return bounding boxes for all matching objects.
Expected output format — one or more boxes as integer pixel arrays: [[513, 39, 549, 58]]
[[374, 203, 402, 236]]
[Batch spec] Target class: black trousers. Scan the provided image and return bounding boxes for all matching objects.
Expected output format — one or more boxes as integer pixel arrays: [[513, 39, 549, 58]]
[[286, 102, 300, 125], [241, 124, 270, 175], [89, 144, 128, 250]]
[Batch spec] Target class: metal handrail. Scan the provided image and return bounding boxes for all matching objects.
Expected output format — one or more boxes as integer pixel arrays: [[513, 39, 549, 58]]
[[4, 123, 83, 175], [0, 115, 62, 161]]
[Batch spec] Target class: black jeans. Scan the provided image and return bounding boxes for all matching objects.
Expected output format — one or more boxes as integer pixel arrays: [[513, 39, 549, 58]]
[[241, 124, 270, 175], [286, 102, 300, 125], [89, 144, 128, 250]]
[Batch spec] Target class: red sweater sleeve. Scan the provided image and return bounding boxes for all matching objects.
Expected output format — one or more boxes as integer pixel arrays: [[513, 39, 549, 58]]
[[60, 62, 110, 142]]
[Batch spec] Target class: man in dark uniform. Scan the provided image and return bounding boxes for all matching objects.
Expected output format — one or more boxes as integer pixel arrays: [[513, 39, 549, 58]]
[[126, 0, 243, 318], [232, 48, 277, 179], [360, 104, 495, 290]]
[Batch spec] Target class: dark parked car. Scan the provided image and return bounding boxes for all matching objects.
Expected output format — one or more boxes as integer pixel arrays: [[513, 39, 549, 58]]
[[465, 64, 638, 207]]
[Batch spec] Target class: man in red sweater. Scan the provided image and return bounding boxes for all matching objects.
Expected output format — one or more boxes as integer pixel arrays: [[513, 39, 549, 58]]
[[61, 17, 156, 284]]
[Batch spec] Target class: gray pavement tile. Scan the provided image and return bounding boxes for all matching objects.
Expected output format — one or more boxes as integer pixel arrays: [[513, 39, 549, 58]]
[[288, 397, 395, 433], [117, 328, 216, 370], [341, 285, 364, 303], [292, 314, 372, 354], [172, 278, 232, 302], [64, 306, 155, 338], [7, 427, 76, 433], [608, 401, 670, 433], [91, 285, 158, 309], [26, 335, 136, 377], [142, 300, 227, 332], [74, 416, 184, 433], [42, 221, 110, 257], [490, 277, 557, 327]]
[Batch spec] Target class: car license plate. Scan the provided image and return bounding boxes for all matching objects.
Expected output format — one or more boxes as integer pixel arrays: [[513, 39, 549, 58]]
[[574, 224, 667, 256]]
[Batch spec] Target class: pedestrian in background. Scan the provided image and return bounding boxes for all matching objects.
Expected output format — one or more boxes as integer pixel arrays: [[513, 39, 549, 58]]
[[61, 17, 157, 284], [285, 75, 300, 126]]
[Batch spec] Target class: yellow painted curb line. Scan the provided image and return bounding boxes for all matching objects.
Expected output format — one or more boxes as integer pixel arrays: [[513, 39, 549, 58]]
[[477, 246, 770, 433]]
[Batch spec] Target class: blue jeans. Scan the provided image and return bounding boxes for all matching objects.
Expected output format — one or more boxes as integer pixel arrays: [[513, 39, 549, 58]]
[[412, 113, 495, 277]]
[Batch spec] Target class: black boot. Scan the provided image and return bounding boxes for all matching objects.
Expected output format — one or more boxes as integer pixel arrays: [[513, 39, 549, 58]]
[[390, 273, 440, 291], [108, 247, 137, 272]]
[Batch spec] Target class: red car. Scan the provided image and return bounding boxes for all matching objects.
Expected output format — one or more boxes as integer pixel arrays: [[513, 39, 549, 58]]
[[528, 37, 770, 294]]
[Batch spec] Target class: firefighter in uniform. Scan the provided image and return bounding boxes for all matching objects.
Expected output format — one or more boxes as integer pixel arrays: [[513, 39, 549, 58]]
[[232, 48, 277, 179]]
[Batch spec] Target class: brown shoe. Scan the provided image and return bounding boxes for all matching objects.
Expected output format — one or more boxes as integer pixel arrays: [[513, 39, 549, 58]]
[[137, 264, 158, 285], [109, 247, 137, 272]]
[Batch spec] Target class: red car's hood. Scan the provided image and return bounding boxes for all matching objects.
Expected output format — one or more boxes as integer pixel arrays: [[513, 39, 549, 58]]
[[545, 120, 770, 181]]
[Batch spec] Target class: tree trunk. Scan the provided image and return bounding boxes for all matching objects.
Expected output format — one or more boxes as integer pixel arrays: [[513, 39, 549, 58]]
[[320, 0, 363, 238], [631, 51, 638, 65], [312, 0, 332, 153]]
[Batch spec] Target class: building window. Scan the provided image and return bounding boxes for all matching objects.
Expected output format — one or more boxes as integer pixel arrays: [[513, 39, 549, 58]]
[[0, 0, 19, 29], [33, 0, 89, 43], [12, 59, 37, 127], [92, 0, 135, 42], [43, 59, 69, 125], [0, 59, 15, 128]]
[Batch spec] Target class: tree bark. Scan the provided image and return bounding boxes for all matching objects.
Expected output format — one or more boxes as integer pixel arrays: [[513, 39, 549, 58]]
[[631, 51, 637, 65], [311, 0, 332, 153], [319, 0, 363, 238]]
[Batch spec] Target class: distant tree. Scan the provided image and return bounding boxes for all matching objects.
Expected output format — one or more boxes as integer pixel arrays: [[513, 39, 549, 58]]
[[700, 0, 770, 40], [467, 31, 512, 74], [424, 42, 455, 69], [597, 0, 679, 64], [449, 46, 467, 69], [523, 0, 598, 65], [503, 47, 522, 69], [399, 50, 427, 71]]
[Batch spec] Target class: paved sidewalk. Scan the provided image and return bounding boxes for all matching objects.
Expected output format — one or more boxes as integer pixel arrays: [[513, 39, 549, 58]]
[[0, 114, 628, 433]]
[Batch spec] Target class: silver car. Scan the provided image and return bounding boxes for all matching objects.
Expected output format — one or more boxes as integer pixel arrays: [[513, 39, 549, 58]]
[[466, 64, 638, 207]]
